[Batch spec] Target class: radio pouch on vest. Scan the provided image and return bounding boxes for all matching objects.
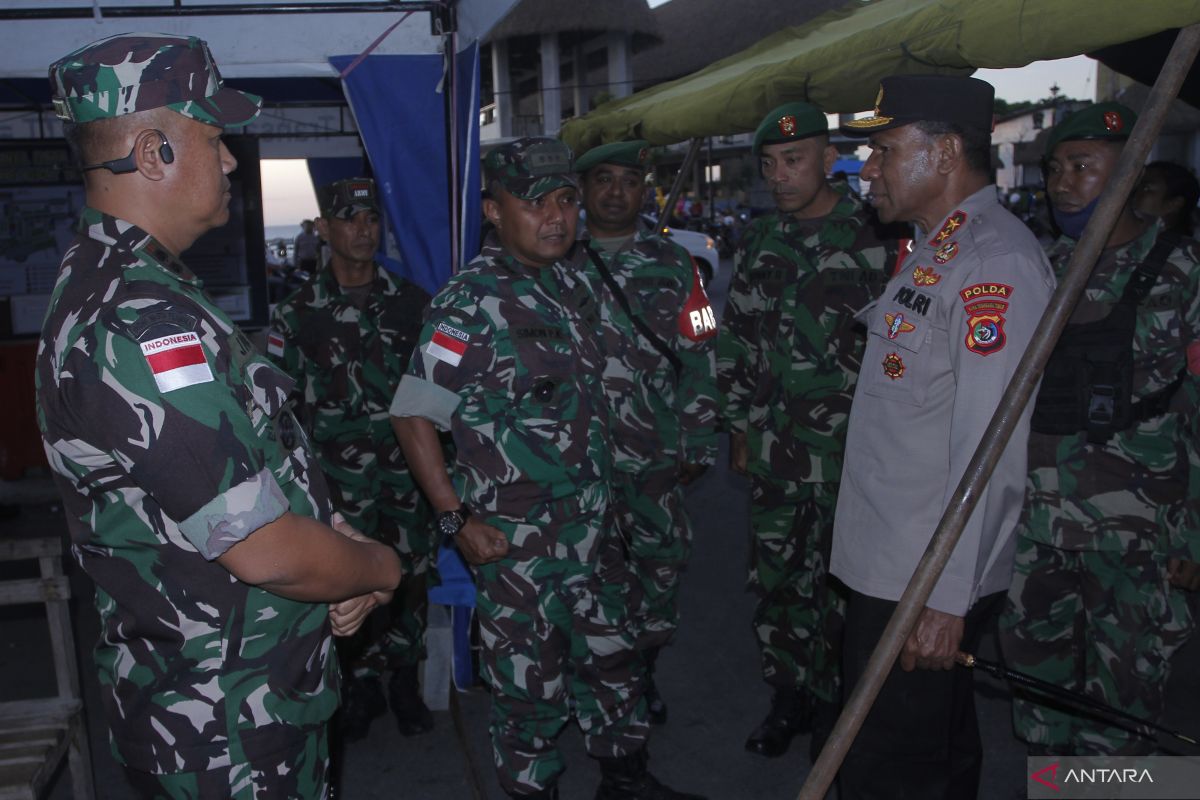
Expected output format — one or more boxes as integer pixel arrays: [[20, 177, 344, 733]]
[[1032, 233, 1183, 444]]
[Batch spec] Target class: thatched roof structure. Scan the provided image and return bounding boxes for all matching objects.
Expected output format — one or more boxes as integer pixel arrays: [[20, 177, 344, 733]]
[[632, 0, 849, 88], [487, 0, 661, 48]]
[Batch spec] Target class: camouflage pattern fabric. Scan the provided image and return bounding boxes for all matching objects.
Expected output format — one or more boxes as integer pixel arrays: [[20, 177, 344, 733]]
[[719, 190, 900, 484], [476, 535, 647, 796], [483, 136, 577, 201], [123, 725, 330, 799], [718, 190, 899, 692], [750, 478, 844, 703], [584, 230, 719, 647], [269, 263, 433, 671], [1002, 542, 1191, 754], [36, 207, 337, 776], [49, 33, 260, 126], [395, 238, 612, 562], [1001, 223, 1200, 753], [391, 237, 643, 793], [613, 467, 692, 651]]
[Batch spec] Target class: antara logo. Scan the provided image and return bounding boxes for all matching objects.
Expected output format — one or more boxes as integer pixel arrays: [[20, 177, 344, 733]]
[[1030, 762, 1059, 791]]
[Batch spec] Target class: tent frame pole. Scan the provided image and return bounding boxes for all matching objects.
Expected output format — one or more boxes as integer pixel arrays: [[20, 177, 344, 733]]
[[656, 138, 704, 231], [0, 2, 444, 20], [798, 23, 1200, 800]]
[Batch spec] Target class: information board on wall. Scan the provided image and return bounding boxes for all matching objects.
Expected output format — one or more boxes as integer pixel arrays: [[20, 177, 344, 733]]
[[0, 137, 269, 339]]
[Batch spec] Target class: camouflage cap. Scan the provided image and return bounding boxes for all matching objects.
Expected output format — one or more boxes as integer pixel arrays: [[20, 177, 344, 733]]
[[575, 139, 652, 174], [49, 33, 261, 128], [318, 178, 380, 220], [1045, 102, 1137, 156], [484, 137, 578, 200], [753, 102, 828, 155]]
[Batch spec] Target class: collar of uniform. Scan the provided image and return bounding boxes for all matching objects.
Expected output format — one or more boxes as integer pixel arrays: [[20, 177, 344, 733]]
[[315, 260, 395, 300], [76, 207, 198, 283], [922, 184, 1000, 240]]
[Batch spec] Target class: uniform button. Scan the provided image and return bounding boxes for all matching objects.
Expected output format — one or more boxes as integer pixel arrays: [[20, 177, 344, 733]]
[[533, 380, 557, 401]]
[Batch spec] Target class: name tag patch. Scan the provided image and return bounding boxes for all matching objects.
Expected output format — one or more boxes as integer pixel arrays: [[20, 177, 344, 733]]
[[426, 322, 470, 366], [140, 332, 213, 393]]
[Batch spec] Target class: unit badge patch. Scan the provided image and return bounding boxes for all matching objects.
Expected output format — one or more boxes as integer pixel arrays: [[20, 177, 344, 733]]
[[882, 351, 906, 380], [426, 322, 470, 367], [1103, 110, 1124, 132], [778, 114, 797, 136], [884, 312, 915, 340], [933, 241, 959, 264], [932, 210, 967, 244], [965, 312, 1007, 356], [140, 331, 213, 393], [912, 266, 942, 286]]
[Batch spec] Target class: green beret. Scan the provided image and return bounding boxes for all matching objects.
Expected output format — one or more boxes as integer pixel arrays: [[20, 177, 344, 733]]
[[752, 102, 828, 155], [575, 140, 652, 174], [1046, 102, 1137, 156]]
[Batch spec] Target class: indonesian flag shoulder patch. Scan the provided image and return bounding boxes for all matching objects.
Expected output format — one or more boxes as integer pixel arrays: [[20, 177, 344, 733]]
[[266, 329, 285, 358], [426, 322, 470, 367], [140, 332, 213, 393]]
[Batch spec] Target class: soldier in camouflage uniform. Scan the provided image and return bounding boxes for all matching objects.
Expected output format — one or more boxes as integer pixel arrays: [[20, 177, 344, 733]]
[[268, 178, 435, 741], [1001, 103, 1200, 756], [717, 101, 902, 758], [390, 137, 703, 800], [36, 33, 401, 798], [575, 139, 720, 725]]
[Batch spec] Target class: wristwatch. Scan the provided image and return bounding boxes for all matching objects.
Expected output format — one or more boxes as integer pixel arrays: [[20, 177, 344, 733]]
[[436, 506, 471, 540]]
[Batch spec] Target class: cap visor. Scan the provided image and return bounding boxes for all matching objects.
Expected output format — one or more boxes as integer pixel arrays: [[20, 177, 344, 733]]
[[839, 114, 909, 136], [184, 87, 263, 128], [517, 174, 579, 200]]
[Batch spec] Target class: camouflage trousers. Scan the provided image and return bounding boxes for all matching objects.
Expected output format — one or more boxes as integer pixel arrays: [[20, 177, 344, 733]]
[[1000, 538, 1195, 755], [331, 472, 435, 674], [749, 476, 845, 703], [123, 725, 329, 799], [612, 466, 693, 652], [475, 534, 649, 796]]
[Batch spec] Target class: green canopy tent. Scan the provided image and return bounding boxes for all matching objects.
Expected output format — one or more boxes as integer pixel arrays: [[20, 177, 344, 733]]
[[561, 0, 1200, 151]]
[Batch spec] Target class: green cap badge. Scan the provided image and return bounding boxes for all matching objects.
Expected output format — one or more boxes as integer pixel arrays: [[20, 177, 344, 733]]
[[752, 101, 828, 155], [1045, 102, 1137, 156]]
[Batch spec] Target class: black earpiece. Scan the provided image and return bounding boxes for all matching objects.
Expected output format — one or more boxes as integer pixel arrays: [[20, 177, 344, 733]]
[[82, 129, 173, 173]]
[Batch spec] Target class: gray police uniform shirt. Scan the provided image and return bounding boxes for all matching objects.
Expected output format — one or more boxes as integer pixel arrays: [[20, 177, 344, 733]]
[[830, 186, 1056, 616]]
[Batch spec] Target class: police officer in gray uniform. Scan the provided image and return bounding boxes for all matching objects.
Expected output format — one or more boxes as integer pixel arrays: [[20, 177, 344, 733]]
[[831, 75, 1055, 799]]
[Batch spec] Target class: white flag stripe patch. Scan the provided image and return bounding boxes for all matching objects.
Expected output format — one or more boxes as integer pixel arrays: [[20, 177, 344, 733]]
[[425, 339, 463, 367]]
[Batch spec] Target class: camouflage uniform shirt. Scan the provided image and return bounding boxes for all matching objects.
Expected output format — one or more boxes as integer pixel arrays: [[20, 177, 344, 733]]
[[582, 230, 719, 472], [1023, 224, 1200, 556], [35, 208, 338, 774], [718, 191, 899, 483], [267, 263, 430, 528], [389, 239, 612, 562]]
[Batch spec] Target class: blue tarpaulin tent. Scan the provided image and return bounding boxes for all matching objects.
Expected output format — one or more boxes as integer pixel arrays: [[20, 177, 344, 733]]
[[332, 46, 481, 296]]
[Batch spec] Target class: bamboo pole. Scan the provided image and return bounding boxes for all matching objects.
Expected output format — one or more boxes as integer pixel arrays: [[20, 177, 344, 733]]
[[656, 138, 704, 231], [799, 23, 1200, 800]]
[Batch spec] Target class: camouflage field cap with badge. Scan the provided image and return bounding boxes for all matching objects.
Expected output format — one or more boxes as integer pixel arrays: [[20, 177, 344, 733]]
[[319, 178, 380, 220], [484, 136, 578, 200], [49, 32, 261, 127], [841, 74, 994, 135], [574, 139, 652, 174], [752, 101, 829, 155], [1044, 101, 1137, 155]]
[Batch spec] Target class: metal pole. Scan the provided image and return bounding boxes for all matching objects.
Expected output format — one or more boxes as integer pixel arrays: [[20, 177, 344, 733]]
[[798, 23, 1200, 800], [656, 138, 703, 231], [0, 2, 443, 19]]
